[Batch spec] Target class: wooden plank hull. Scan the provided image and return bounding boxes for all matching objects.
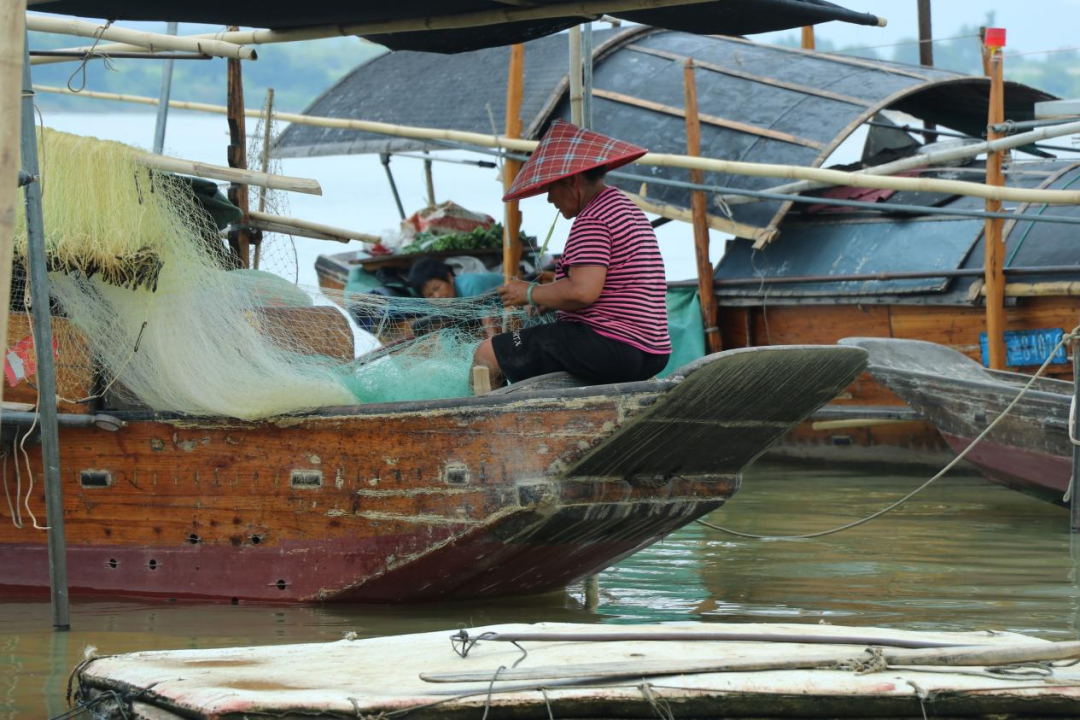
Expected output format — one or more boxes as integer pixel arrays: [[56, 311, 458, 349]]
[[0, 346, 867, 602], [843, 337, 1073, 506]]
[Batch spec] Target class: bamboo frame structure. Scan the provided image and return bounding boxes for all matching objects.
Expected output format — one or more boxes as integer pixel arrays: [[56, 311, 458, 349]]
[[569, 25, 584, 125], [0, 3, 25, 409], [34, 0, 716, 62], [683, 59, 721, 353], [26, 14, 255, 62], [984, 46, 1007, 369], [624, 192, 777, 244], [246, 211, 379, 245], [35, 85, 1080, 207], [227, 43, 252, 267], [720, 118, 1080, 205]]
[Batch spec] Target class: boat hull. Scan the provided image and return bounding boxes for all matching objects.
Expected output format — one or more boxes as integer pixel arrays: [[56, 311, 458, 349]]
[[0, 346, 866, 602]]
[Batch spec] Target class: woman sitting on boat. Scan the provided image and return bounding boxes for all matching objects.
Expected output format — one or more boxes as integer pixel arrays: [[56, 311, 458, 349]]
[[472, 120, 671, 387]]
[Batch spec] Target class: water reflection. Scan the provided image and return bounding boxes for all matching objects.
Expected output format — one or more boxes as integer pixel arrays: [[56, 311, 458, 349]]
[[2, 462, 1078, 718]]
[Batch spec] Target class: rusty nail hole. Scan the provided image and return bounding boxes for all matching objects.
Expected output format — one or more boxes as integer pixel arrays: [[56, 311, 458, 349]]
[[186, 533, 201, 545], [148, 559, 158, 570], [249, 534, 263, 545], [275, 579, 287, 591], [107, 558, 118, 569]]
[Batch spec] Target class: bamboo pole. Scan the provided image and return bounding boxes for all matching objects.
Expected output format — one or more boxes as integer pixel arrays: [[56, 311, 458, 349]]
[[719, 118, 1080, 205], [32, 0, 716, 64], [135, 152, 321, 195], [25, 15, 255, 62], [503, 43, 525, 282], [34, 85, 1080, 207], [227, 40, 251, 268], [800, 26, 815, 50], [984, 37, 1007, 369], [683, 59, 721, 354], [246, 210, 379, 244], [624, 191, 777, 243], [917, 0, 936, 140], [0, 2, 26, 411], [253, 87, 275, 269], [569, 25, 584, 126], [151, 22, 178, 155]]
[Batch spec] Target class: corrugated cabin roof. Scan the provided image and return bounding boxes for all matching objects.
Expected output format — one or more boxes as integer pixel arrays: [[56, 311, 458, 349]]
[[274, 29, 1055, 236]]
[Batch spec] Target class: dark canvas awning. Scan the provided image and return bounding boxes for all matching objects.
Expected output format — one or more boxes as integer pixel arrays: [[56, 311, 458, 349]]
[[28, 0, 884, 53]]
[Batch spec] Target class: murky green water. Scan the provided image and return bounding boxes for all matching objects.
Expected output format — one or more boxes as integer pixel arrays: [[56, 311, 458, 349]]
[[3, 462, 1079, 718]]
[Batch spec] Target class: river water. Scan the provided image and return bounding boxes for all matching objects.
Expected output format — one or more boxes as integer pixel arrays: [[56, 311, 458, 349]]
[[2, 461, 1077, 718]]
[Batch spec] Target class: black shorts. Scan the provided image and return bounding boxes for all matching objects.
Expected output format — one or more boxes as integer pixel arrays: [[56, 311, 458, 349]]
[[491, 321, 669, 385]]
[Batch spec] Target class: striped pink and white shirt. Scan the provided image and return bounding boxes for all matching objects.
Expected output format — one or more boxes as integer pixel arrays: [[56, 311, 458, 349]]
[[555, 186, 671, 354]]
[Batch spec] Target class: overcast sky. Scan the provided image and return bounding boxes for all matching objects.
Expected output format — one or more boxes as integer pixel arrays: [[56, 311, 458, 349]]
[[760, 0, 1080, 57]]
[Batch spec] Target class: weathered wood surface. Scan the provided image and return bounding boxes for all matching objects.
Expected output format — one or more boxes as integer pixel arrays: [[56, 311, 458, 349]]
[[75, 621, 1080, 720], [719, 296, 1078, 464], [844, 337, 1074, 505], [0, 346, 864, 602]]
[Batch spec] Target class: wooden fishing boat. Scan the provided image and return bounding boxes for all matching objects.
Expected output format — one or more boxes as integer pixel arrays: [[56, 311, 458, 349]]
[[73, 621, 1080, 718], [0, 344, 866, 602], [841, 337, 1074, 506]]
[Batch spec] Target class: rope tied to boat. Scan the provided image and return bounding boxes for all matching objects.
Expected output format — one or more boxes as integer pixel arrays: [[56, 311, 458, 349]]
[[698, 324, 1080, 539], [639, 682, 675, 720]]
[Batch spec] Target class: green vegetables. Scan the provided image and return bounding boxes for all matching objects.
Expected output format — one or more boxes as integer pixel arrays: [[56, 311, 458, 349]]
[[400, 224, 533, 255]]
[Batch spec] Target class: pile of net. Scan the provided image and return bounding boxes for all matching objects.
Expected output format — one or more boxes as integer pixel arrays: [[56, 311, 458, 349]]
[[13, 129, 531, 420]]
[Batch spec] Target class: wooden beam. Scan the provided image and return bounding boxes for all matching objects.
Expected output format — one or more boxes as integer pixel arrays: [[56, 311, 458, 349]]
[[626, 44, 872, 107], [0, 2, 26, 409], [26, 14, 255, 62], [625, 191, 777, 244], [800, 26, 815, 50], [503, 43, 525, 281], [593, 88, 825, 149], [683, 59, 721, 354], [569, 25, 584, 125], [984, 45, 1006, 369], [246, 211, 380, 245], [718, 35, 929, 81], [135, 153, 322, 195], [227, 38, 251, 268], [37, 85, 1080, 207], [32, 0, 715, 63]]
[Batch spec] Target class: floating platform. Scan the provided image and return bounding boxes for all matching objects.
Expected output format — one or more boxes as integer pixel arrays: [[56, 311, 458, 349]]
[[74, 621, 1080, 718]]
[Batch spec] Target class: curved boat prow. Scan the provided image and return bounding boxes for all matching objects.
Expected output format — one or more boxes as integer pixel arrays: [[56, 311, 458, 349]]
[[567, 345, 868, 480]]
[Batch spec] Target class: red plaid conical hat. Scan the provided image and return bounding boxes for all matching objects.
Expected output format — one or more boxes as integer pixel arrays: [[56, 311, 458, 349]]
[[502, 120, 647, 202]]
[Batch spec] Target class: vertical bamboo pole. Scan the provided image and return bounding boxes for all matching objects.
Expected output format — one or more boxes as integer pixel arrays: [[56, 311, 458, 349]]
[[253, 87, 274, 270], [0, 2, 27, 406], [979, 27, 992, 77], [983, 34, 1007, 370], [503, 43, 525, 281], [21, 34, 70, 631], [582, 23, 594, 129], [1072, 329, 1080, 531], [152, 21, 178, 154], [800, 26, 815, 50], [423, 151, 436, 207], [226, 27, 251, 268], [683, 59, 721, 354], [569, 25, 584, 125]]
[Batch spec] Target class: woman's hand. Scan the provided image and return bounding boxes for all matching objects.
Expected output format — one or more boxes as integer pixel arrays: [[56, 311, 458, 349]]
[[498, 279, 530, 307]]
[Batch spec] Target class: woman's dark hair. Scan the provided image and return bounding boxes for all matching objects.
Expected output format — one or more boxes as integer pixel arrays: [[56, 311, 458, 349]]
[[581, 164, 609, 182], [407, 257, 455, 293]]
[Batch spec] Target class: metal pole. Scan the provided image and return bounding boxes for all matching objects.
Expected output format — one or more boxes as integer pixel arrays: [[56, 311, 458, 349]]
[[152, 21, 178, 155], [380, 153, 406, 220], [20, 34, 69, 631], [582, 23, 594, 129]]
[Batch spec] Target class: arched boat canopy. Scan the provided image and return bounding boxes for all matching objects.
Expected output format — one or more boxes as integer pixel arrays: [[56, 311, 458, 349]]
[[275, 27, 1054, 236]]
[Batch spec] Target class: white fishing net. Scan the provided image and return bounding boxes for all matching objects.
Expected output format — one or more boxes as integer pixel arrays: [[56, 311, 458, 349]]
[[11, 129, 533, 420]]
